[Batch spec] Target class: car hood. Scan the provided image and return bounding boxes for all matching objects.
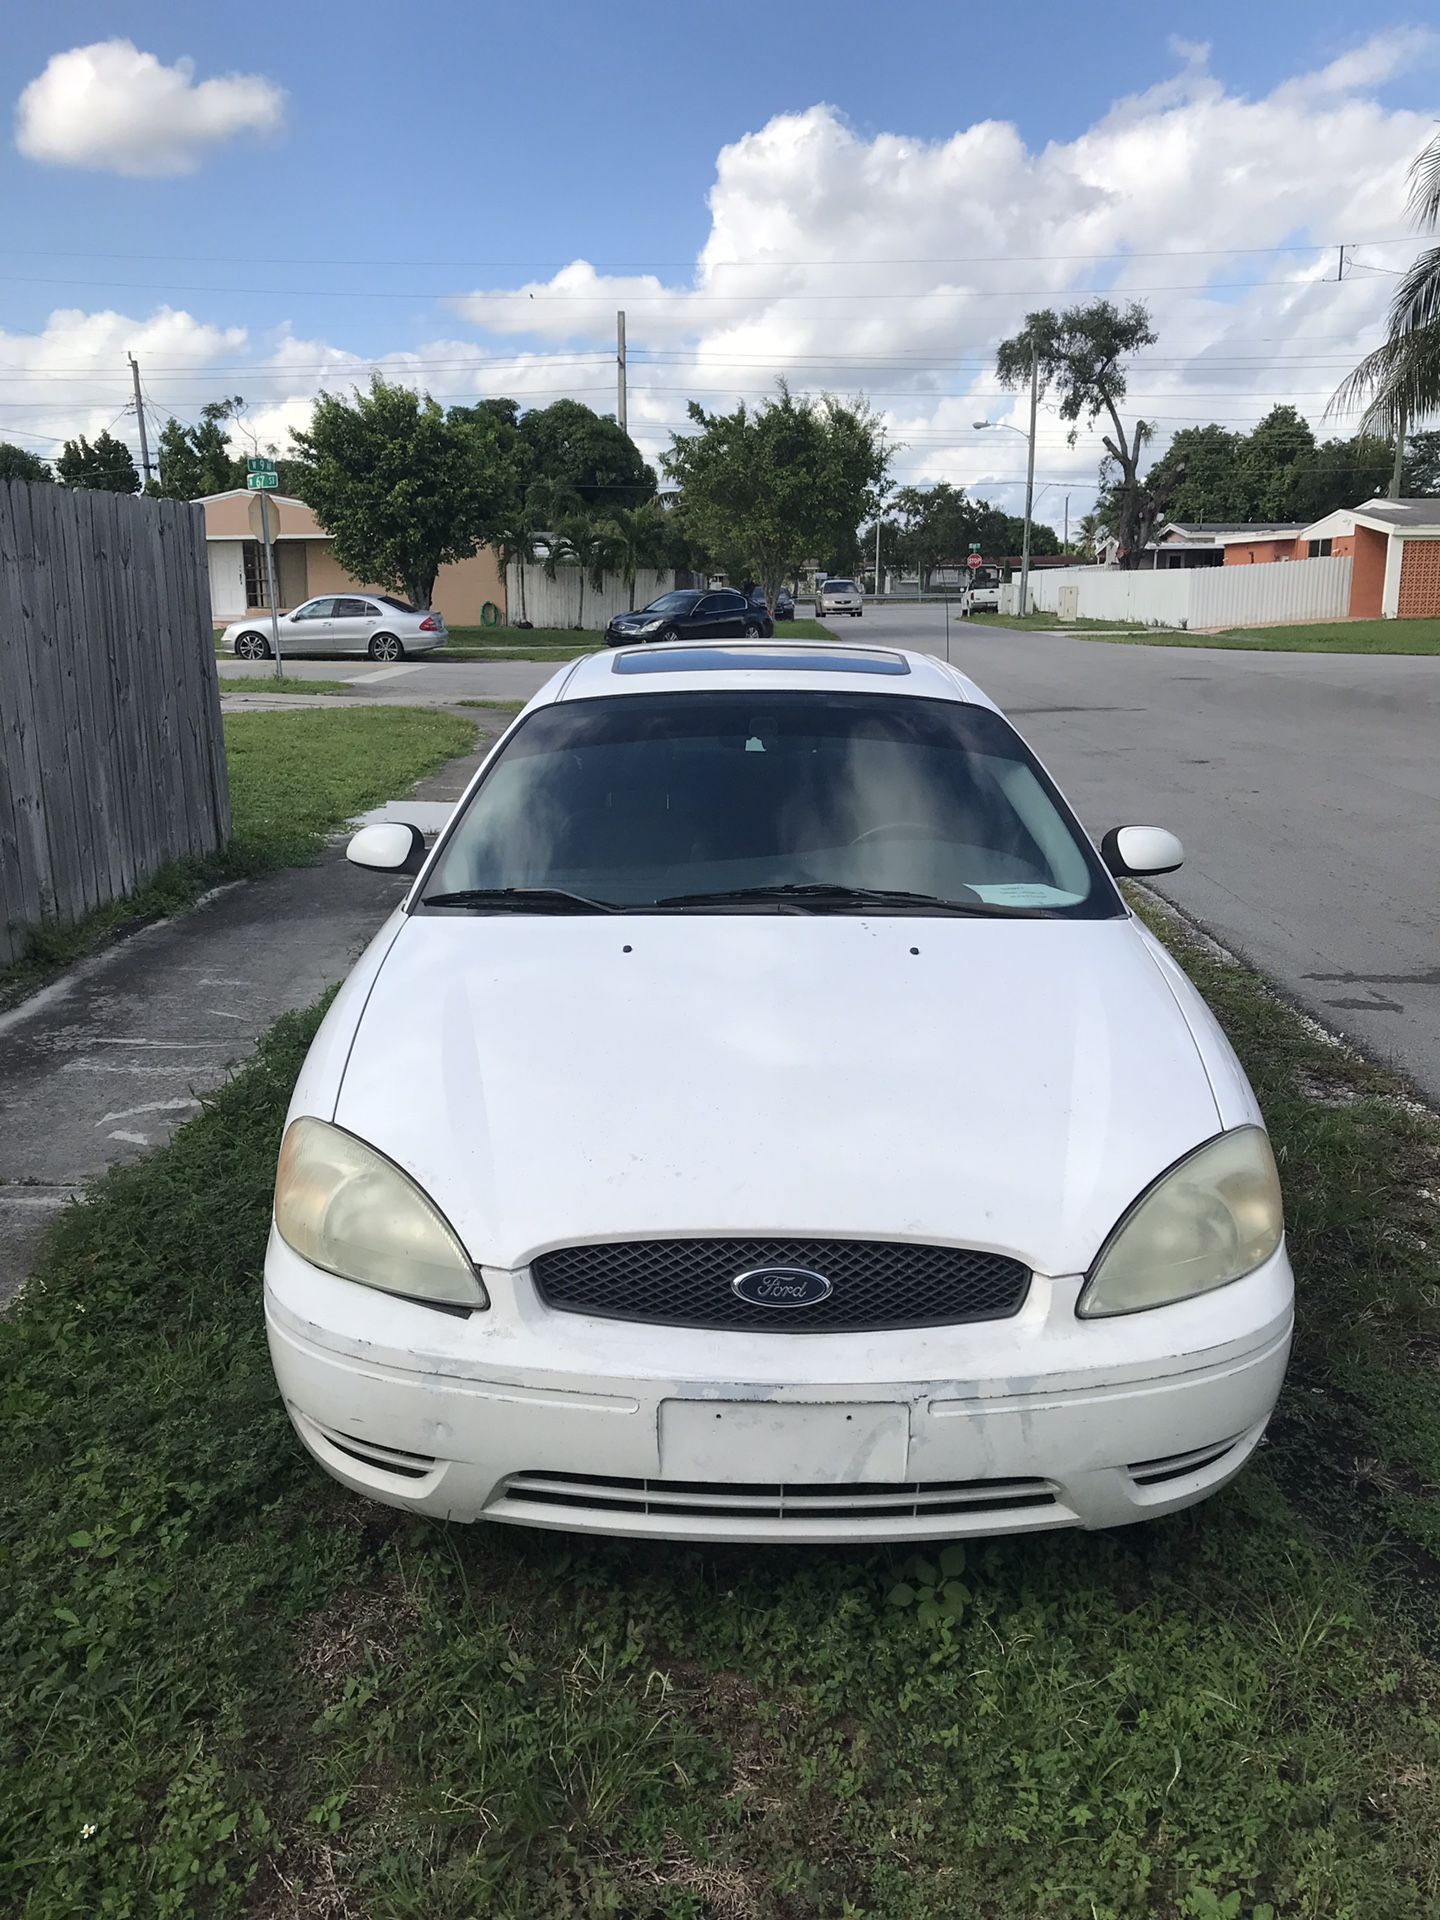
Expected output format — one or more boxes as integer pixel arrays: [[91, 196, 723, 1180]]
[[331, 914, 1221, 1275], [608, 611, 655, 630]]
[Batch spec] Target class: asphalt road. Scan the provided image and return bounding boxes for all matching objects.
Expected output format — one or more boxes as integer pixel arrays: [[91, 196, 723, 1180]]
[[864, 605, 1440, 1103], [219, 616, 1440, 1103]]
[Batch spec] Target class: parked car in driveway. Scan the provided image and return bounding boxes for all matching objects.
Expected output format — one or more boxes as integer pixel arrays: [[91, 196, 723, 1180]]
[[606, 588, 771, 647], [267, 641, 1292, 1544], [223, 595, 446, 661], [816, 577, 863, 617], [772, 588, 796, 620]]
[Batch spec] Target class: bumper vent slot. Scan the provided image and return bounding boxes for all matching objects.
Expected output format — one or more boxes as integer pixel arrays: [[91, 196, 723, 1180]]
[[500, 1469, 1057, 1523], [531, 1237, 1029, 1333], [1128, 1438, 1239, 1487], [308, 1420, 438, 1482]]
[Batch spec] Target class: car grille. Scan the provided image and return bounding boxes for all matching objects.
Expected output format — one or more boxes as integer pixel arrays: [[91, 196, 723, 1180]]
[[530, 1237, 1030, 1332], [497, 1469, 1058, 1525]]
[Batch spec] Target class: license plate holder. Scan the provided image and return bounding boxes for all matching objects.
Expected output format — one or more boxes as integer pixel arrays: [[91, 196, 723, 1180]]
[[658, 1400, 908, 1484]]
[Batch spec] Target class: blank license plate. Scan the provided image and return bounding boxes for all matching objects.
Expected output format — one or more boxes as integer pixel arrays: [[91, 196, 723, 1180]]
[[658, 1401, 908, 1484]]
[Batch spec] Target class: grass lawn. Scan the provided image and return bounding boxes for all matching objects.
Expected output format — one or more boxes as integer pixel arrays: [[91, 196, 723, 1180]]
[[970, 611, 1159, 632], [0, 708, 474, 1006], [1080, 617, 1440, 654], [6, 900, 1440, 1916], [216, 676, 353, 696]]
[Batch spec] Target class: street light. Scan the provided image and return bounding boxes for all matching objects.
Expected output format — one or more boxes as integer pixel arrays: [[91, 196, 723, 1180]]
[[972, 335, 1039, 616]]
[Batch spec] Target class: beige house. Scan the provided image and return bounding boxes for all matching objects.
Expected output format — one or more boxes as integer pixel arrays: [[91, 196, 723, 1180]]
[[199, 491, 507, 624]]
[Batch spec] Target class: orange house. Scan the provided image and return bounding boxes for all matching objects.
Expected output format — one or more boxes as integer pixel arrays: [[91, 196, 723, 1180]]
[[199, 490, 507, 625], [1294, 500, 1440, 619]]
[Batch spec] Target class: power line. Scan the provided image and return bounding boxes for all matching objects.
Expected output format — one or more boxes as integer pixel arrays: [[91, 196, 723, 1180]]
[[0, 234, 1423, 269]]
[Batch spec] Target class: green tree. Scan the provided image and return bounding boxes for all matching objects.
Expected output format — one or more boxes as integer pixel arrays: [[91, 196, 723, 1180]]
[[1236, 405, 1315, 520], [543, 513, 619, 629], [601, 501, 672, 605], [289, 377, 521, 609], [858, 515, 906, 586], [997, 300, 1171, 567], [664, 384, 890, 606], [1147, 424, 1243, 522], [1404, 428, 1440, 493], [0, 443, 53, 484], [56, 429, 139, 494], [1335, 131, 1440, 437], [1289, 431, 1392, 520], [153, 397, 246, 499], [491, 502, 545, 626], [519, 399, 654, 509]]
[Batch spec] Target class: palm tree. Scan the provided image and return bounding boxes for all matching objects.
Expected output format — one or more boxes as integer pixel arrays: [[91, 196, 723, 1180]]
[[1074, 510, 1103, 555], [492, 505, 542, 625], [1334, 132, 1440, 438], [545, 513, 618, 630], [601, 501, 670, 606]]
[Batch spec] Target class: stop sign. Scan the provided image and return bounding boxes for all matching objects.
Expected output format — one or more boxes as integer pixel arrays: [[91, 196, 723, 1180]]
[[966, 553, 984, 570]]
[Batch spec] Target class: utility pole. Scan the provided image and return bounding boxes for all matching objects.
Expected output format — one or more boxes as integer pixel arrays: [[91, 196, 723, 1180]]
[[1390, 400, 1407, 500], [874, 514, 882, 597], [1063, 493, 1070, 555], [1337, 244, 1345, 282], [616, 310, 627, 434], [128, 353, 153, 488], [1019, 338, 1038, 618]]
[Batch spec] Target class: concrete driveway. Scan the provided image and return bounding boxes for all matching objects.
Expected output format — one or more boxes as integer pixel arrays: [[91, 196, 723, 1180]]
[[857, 605, 1440, 1104]]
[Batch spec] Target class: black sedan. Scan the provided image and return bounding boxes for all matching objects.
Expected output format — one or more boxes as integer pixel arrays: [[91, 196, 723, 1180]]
[[773, 588, 796, 620], [605, 588, 773, 648]]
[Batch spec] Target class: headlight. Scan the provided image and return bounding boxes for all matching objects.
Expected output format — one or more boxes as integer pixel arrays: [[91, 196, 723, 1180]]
[[274, 1117, 486, 1309], [1078, 1126, 1283, 1318], [639, 617, 664, 632]]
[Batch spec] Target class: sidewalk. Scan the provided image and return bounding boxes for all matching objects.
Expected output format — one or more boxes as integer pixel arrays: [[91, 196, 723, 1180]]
[[0, 740, 491, 1302]]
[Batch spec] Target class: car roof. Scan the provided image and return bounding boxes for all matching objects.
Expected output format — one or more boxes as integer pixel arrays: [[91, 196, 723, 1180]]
[[540, 642, 999, 711]]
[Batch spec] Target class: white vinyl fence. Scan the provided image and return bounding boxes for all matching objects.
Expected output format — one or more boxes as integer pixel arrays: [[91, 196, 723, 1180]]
[[506, 565, 674, 630], [1015, 555, 1352, 629]]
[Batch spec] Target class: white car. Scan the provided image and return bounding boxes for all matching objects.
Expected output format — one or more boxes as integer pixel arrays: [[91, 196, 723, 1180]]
[[816, 577, 864, 617], [265, 640, 1293, 1544], [223, 594, 447, 662]]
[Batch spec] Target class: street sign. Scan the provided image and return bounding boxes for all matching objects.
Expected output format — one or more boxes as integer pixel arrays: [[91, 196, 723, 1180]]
[[966, 552, 984, 569], [248, 494, 282, 541], [247, 470, 278, 489], [247, 455, 276, 474], [968, 542, 981, 552]]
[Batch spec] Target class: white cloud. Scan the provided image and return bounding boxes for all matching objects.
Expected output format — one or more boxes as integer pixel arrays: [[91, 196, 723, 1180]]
[[15, 39, 283, 176], [2, 31, 1435, 529]]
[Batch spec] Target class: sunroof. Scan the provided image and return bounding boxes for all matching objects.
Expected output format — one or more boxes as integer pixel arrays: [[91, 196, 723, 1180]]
[[612, 645, 910, 676]]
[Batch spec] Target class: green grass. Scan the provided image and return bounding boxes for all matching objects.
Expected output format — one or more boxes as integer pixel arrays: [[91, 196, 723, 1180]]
[[216, 676, 352, 696], [453, 698, 524, 713], [970, 611, 1161, 632], [0, 709, 474, 1007], [1079, 616, 1440, 654], [5, 905, 1440, 1915]]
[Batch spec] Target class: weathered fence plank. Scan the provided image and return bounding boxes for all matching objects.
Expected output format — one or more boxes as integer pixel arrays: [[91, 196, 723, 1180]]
[[0, 479, 231, 967]]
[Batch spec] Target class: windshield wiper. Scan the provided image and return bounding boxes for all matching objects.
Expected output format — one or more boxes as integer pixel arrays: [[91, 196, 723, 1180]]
[[650, 883, 1049, 917], [422, 887, 619, 914]]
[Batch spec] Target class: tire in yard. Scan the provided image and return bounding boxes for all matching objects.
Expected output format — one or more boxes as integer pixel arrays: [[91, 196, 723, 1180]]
[[235, 631, 271, 659], [368, 633, 405, 661]]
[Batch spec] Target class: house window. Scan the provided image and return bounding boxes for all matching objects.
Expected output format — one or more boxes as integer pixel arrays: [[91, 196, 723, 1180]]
[[241, 540, 270, 607], [1308, 537, 1333, 558]]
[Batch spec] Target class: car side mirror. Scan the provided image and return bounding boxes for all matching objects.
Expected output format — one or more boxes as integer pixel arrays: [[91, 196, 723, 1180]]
[[346, 822, 427, 875], [1101, 825, 1184, 878]]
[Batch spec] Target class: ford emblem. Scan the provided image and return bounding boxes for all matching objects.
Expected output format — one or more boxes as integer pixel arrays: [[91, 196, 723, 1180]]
[[731, 1266, 834, 1309]]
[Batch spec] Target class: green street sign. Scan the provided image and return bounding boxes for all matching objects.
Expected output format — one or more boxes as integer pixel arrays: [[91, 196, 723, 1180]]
[[247, 471, 278, 489], [247, 455, 277, 474]]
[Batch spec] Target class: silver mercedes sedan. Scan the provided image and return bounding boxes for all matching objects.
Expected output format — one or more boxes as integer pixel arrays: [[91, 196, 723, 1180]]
[[222, 594, 447, 662]]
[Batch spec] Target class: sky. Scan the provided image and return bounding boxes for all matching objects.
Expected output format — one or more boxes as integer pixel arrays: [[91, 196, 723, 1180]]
[[2, 1, 1437, 531]]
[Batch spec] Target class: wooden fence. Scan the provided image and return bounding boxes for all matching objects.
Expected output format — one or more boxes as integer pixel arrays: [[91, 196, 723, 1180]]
[[0, 480, 230, 967]]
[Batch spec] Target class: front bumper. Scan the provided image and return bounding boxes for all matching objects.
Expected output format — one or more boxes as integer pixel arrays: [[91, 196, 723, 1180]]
[[264, 1233, 1293, 1543]]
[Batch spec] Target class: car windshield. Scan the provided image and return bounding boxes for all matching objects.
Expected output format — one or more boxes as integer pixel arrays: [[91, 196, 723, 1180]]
[[419, 691, 1120, 917], [825, 580, 856, 592], [640, 591, 702, 615]]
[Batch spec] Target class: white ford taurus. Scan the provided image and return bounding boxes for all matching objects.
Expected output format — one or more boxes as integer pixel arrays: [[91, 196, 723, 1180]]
[[265, 641, 1292, 1543]]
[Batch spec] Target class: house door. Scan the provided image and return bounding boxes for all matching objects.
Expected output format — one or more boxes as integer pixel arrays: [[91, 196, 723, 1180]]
[[207, 543, 247, 620]]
